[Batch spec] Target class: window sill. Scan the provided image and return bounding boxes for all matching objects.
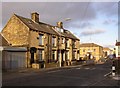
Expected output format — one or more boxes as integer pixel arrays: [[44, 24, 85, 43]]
[[39, 45, 44, 47]]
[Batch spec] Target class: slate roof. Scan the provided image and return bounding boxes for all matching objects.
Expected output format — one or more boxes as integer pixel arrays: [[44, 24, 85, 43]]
[[15, 14, 79, 40], [80, 43, 103, 47], [15, 14, 58, 35]]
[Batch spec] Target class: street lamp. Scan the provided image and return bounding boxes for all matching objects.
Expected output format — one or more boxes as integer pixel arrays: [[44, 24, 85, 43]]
[[64, 18, 71, 21]]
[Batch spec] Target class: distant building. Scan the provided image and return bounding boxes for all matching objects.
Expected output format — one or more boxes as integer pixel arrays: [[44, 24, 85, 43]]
[[103, 47, 113, 58], [80, 43, 103, 62], [1, 12, 80, 69], [115, 42, 120, 59]]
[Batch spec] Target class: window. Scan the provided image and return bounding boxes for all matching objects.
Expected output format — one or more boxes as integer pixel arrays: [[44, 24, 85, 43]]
[[94, 49, 96, 52], [39, 50, 43, 61], [39, 34, 44, 45], [52, 51, 55, 61], [52, 37, 56, 46], [56, 27, 64, 33], [73, 51, 76, 59], [73, 40, 76, 48]]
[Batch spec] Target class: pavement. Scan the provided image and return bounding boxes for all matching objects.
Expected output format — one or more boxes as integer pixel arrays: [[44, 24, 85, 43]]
[[112, 74, 120, 80], [3, 61, 95, 76], [2, 64, 84, 80]]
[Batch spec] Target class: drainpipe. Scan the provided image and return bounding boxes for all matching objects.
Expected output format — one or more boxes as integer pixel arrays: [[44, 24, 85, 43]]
[[26, 47, 29, 68]]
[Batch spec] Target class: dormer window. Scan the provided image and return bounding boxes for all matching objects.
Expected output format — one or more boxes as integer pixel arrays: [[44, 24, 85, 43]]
[[56, 27, 64, 33]]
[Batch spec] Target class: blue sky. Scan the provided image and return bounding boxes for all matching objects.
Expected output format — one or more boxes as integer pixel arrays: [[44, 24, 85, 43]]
[[0, 1, 118, 48]]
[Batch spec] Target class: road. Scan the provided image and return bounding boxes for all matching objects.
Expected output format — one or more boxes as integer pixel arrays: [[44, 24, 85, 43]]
[[2, 60, 120, 86]]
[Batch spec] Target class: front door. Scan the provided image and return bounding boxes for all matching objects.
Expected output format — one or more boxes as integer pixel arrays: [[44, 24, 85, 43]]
[[30, 53, 34, 64], [30, 47, 37, 65]]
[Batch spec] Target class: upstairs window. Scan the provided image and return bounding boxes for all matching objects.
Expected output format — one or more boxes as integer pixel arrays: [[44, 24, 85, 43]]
[[52, 37, 56, 46], [94, 49, 96, 52], [73, 40, 76, 48], [39, 34, 44, 45]]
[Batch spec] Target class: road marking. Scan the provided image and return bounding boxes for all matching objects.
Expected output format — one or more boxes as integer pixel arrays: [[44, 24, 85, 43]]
[[76, 68, 81, 69], [91, 68, 96, 70], [47, 70, 61, 73], [104, 72, 112, 77], [85, 68, 90, 69]]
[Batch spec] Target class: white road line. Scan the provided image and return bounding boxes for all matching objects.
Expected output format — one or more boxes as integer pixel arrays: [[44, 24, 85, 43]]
[[76, 68, 81, 69], [85, 68, 90, 69], [104, 72, 112, 77], [47, 70, 61, 73], [91, 68, 96, 70]]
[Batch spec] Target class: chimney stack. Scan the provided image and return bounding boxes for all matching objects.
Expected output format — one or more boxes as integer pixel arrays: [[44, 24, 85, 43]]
[[31, 12, 39, 23], [57, 22, 63, 29]]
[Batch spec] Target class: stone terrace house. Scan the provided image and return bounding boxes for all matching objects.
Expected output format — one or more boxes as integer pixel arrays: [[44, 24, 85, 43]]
[[80, 43, 103, 62], [1, 12, 80, 69]]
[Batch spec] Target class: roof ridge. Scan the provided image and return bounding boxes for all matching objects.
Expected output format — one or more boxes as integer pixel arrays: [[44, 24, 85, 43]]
[[80, 43, 102, 47]]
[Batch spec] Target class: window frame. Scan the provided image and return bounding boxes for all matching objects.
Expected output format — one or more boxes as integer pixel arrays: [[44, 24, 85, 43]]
[[39, 34, 44, 45]]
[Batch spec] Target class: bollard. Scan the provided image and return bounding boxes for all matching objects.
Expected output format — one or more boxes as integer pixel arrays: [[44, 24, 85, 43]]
[[112, 61, 116, 76]]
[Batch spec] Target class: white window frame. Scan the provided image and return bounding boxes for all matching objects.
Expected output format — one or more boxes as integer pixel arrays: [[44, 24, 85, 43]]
[[52, 37, 56, 46]]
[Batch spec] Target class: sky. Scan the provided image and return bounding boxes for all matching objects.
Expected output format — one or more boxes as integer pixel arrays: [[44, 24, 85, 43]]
[[0, 1, 119, 48]]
